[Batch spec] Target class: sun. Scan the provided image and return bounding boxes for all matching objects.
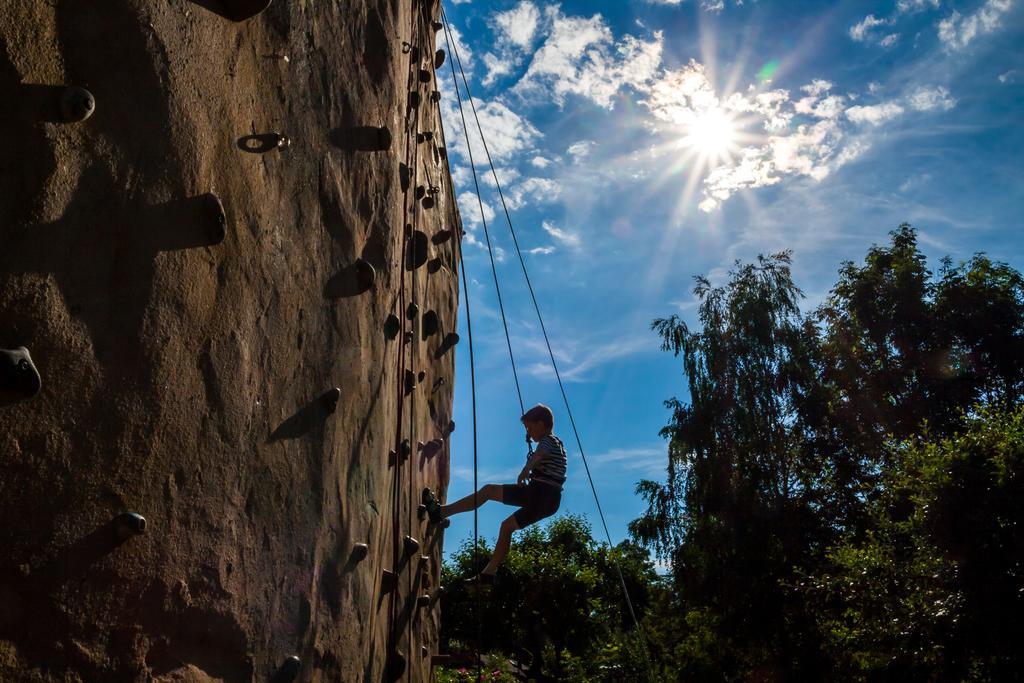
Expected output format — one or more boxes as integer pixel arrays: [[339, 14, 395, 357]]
[[680, 107, 738, 163]]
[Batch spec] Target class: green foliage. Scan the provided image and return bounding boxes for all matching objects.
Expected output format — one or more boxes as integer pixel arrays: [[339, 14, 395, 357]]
[[628, 224, 1024, 679], [812, 405, 1024, 680], [435, 656, 523, 682], [440, 514, 662, 681]]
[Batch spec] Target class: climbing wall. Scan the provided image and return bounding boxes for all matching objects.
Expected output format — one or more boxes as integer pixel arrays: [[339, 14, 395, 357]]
[[0, 0, 460, 680]]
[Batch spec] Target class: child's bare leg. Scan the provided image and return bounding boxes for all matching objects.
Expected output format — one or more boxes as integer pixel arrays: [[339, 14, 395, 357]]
[[440, 483, 502, 518], [482, 515, 520, 575]]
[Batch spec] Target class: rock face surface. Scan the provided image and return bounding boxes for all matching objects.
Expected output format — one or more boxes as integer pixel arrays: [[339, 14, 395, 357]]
[[0, 1, 460, 680]]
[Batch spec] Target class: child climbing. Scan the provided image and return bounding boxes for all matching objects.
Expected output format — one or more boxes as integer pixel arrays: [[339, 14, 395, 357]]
[[424, 404, 567, 586]]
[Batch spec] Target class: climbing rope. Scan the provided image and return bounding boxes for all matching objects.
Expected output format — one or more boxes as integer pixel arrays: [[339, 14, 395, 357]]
[[434, 21, 485, 683], [440, 6, 657, 681], [435, 25, 527, 427]]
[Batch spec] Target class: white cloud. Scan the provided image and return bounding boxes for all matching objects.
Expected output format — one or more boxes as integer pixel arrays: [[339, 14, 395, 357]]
[[541, 220, 580, 248], [845, 101, 905, 125], [999, 69, 1019, 83], [801, 79, 833, 97], [482, 1, 542, 87], [513, 7, 663, 109], [493, 1, 540, 48], [505, 177, 563, 210], [879, 33, 900, 47], [524, 334, 652, 382], [566, 140, 595, 161], [479, 166, 520, 190], [907, 85, 957, 111], [441, 96, 541, 165], [482, 52, 514, 87], [437, 24, 473, 71], [896, 0, 939, 13], [850, 14, 890, 41], [528, 246, 556, 255], [590, 446, 666, 476], [938, 0, 1014, 50], [530, 155, 552, 168], [458, 191, 495, 228]]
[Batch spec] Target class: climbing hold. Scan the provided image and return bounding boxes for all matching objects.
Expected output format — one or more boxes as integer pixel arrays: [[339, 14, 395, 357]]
[[418, 69, 432, 84], [388, 448, 397, 466], [431, 20, 443, 31], [0, 347, 41, 405], [434, 332, 460, 359], [382, 569, 398, 592], [402, 41, 413, 54], [352, 542, 369, 561], [427, 257, 443, 274], [440, 519, 450, 529], [448, 419, 456, 434], [405, 369, 416, 394], [384, 313, 401, 340], [417, 503, 427, 520], [417, 370, 426, 383], [417, 594, 431, 607], [402, 537, 421, 557], [432, 377, 446, 391], [202, 192, 227, 245], [114, 512, 147, 541], [417, 131, 434, 143], [438, 147, 448, 161], [405, 223, 414, 239], [59, 86, 95, 123], [422, 488, 443, 524], [401, 439, 412, 460], [434, 49, 446, 69], [399, 163, 411, 192], [432, 229, 453, 245], [406, 302, 419, 320], [275, 134, 291, 150], [221, 0, 273, 22], [273, 655, 301, 683], [409, 91, 421, 108], [374, 126, 393, 151], [417, 440, 426, 452], [415, 185, 426, 200], [405, 230, 429, 270], [422, 645, 429, 657], [422, 196, 435, 210], [422, 310, 439, 337], [420, 438, 444, 459], [321, 387, 341, 414], [354, 258, 376, 292], [431, 90, 441, 104], [419, 554, 430, 567], [403, 331, 414, 345]]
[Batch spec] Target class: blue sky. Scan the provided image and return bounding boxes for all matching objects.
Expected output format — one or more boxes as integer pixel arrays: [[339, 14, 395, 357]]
[[433, 0, 1024, 559]]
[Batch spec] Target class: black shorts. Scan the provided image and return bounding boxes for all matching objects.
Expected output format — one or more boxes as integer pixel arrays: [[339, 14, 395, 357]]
[[501, 481, 562, 528]]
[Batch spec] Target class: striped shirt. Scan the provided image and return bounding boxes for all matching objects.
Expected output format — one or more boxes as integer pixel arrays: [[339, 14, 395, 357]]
[[530, 434, 567, 488]]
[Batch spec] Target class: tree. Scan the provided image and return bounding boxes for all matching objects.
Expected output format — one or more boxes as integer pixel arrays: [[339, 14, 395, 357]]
[[810, 405, 1024, 680], [440, 514, 662, 681], [632, 252, 827, 679], [631, 225, 1024, 678]]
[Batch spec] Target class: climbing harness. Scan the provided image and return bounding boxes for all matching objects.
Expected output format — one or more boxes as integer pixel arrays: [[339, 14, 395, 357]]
[[439, 5, 658, 680]]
